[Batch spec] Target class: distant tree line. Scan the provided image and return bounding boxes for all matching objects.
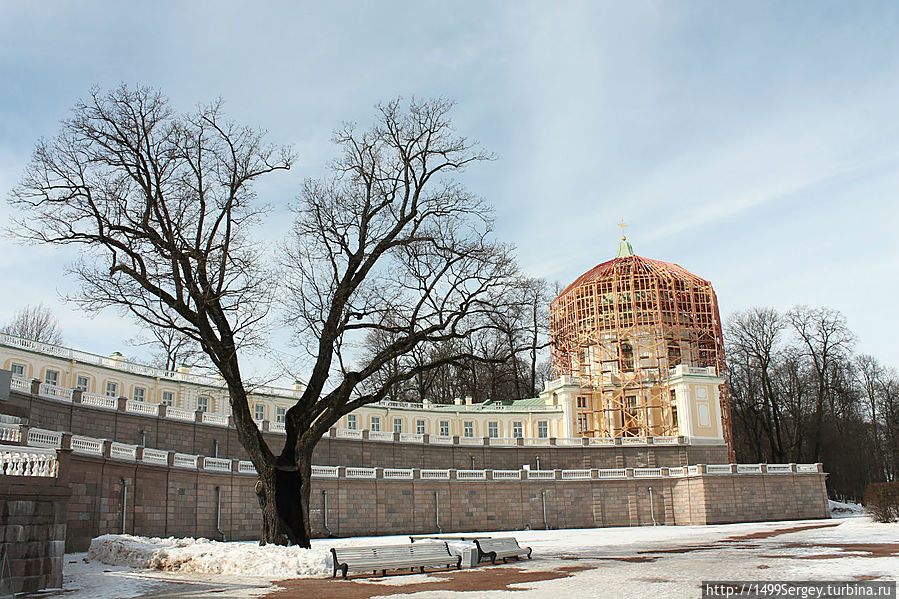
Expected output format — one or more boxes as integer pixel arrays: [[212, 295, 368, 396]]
[[727, 305, 897, 500]]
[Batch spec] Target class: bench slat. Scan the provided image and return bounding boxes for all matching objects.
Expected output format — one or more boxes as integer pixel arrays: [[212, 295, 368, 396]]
[[331, 542, 461, 579]]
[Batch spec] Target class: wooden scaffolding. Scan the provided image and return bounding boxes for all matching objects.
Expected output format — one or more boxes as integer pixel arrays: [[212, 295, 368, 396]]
[[549, 244, 732, 449]]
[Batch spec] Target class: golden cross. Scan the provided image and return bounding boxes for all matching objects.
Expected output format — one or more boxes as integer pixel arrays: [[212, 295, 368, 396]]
[[618, 220, 628, 240]]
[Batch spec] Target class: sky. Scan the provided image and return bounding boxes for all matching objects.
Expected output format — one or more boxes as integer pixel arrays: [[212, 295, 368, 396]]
[[0, 1, 897, 377]]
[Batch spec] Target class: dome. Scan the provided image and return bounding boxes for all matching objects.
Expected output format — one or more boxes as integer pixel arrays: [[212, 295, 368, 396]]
[[548, 237, 726, 438]]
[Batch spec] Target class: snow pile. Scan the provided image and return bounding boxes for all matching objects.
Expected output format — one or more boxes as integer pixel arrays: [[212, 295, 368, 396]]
[[829, 499, 865, 518], [88, 535, 332, 578]]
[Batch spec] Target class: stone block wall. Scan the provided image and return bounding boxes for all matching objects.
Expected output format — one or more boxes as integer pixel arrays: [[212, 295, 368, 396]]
[[0, 470, 70, 595]]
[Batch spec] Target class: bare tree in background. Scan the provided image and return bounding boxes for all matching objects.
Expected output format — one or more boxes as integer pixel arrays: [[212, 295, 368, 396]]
[[9, 85, 294, 544], [1, 303, 64, 345], [128, 324, 208, 372], [787, 305, 855, 462], [279, 98, 526, 546]]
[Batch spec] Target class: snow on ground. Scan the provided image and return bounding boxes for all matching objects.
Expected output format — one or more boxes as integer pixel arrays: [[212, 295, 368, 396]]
[[89, 534, 331, 577], [828, 499, 866, 518], [66, 508, 897, 598]]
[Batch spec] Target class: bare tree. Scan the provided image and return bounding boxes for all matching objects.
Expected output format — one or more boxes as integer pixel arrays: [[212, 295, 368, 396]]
[[9, 85, 294, 544], [128, 323, 208, 372], [787, 306, 856, 461], [726, 307, 786, 461], [279, 98, 526, 546], [1, 303, 64, 345]]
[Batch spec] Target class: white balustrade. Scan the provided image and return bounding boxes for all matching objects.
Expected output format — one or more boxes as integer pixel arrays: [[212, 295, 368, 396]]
[[71, 436, 103, 455], [736, 464, 763, 474], [765, 464, 793, 474], [203, 457, 232, 472], [621, 437, 647, 446], [383, 468, 414, 479], [487, 437, 518, 447], [165, 407, 196, 422], [345, 467, 377, 478], [10, 375, 30, 392], [653, 436, 681, 445], [311, 465, 339, 478], [524, 438, 551, 446], [561, 469, 591, 479], [0, 424, 21, 444], [172, 453, 198, 469], [80, 393, 118, 410], [667, 467, 686, 477], [492, 469, 522, 480], [796, 464, 819, 473], [238, 460, 257, 474], [705, 464, 733, 475], [368, 431, 395, 442], [687, 465, 700, 475], [527, 469, 555, 480], [429, 435, 454, 445], [555, 437, 583, 446], [0, 445, 58, 477], [269, 421, 286, 433], [456, 469, 486, 480], [420, 469, 450, 479], [201, 412, 229, 426], [399, 433, 424, 444], [126, 400, 158, 416], [141, 448, 168, 465], [588, 437, 617, 446], [38, 383, 73, 402], [27, 428, 63, 448], [633, 468, 663, 478], [596, 468, 627, 479], [110, 442, 137, 461], [335, 428, 363, 439], [459, 436, 482, 445]]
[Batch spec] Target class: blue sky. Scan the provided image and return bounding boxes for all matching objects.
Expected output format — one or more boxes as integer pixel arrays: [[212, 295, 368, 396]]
[[1, 1, 897, 374]]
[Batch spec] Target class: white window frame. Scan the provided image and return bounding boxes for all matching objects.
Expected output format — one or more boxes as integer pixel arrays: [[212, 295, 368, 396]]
[[487, 421, 499, 438], [254, 403, 265, 421], [197, 396, 209, 413], [160, 391, 174, 406], [393, 417, 403, 434], [537, 420, 549, 439], [132, 387, 146, 402], [463, 421, 474, 438], [44, 369, 59, 386], [370, 416, 381, 431], [276, 407, 286, 423], [75, 375, 90, 392], [347, 414, 358, 430], [512, 421, 523, 438], [10, 362, 26, 377], [105, 381, 119, 397], [439, 420, 449, 436], [415, 419, 426, 435]]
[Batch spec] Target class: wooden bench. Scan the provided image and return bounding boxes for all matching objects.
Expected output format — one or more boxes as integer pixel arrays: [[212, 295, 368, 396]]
[[473, 537, 533, 564], [330, 542, 462, 579]]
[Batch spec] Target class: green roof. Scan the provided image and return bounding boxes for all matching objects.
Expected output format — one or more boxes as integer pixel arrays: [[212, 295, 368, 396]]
[[616, 237, 634, 258]]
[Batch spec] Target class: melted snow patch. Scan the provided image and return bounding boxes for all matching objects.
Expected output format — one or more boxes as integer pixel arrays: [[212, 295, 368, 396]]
[[88, 535, 332, 578]]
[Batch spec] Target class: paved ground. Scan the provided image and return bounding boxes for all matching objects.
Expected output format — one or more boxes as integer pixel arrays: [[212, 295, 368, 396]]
[[45, 517, 898, 599]]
